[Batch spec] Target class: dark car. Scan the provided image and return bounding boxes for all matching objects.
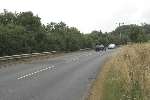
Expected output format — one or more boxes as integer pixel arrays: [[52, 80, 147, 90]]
[[95, 44, 106, 52]]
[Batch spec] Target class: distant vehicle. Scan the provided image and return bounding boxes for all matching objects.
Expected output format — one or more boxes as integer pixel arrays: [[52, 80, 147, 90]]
[[108, 44, 116, 49], [95, 44, 106, 51], [99, 44, 105, 51]]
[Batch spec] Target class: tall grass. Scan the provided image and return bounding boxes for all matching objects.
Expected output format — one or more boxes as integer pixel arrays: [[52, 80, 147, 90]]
[[88, 43, 150, 100]]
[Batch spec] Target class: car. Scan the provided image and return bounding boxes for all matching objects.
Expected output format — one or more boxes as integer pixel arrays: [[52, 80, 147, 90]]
[[108, 44, 116, 49], [95, 44, 106, 52]]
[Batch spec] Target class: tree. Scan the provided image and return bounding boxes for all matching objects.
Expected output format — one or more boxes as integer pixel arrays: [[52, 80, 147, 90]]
[[129, 25, 148, 43], [0, 9, 149, 56]]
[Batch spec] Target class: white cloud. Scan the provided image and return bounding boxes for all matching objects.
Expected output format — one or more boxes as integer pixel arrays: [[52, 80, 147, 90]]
[[0, 0, 150, 33]]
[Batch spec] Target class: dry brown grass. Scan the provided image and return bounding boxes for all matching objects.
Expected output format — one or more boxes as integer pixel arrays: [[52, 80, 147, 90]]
[[87, 43, 150, 100]]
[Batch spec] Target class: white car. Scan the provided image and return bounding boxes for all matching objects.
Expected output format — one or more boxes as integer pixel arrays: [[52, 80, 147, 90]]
[[108, 44, 116, 49]]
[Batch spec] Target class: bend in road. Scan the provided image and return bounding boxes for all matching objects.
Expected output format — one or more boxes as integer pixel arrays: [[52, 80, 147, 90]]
[[0, 50, 114, 100]]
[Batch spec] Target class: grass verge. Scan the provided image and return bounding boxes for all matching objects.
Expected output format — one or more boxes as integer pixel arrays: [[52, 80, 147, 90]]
[[87, 43, 150, 100]]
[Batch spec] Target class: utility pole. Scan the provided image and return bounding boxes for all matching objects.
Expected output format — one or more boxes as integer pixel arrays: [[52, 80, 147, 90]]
[[116, 22, 124, 39]]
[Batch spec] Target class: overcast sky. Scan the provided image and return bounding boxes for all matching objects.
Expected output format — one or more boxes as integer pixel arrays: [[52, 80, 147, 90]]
[[0, 0, 150, 33]]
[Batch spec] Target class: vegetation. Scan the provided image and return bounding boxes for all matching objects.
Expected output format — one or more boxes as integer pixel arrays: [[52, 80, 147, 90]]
[[0, 10, 87, 56], [87, 43, 150, 100], [0, 10, 150, 56], [113, 24, 149, 43]]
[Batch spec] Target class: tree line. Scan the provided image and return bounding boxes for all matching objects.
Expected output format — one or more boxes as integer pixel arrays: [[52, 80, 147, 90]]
[[0, 10, 149, 56]]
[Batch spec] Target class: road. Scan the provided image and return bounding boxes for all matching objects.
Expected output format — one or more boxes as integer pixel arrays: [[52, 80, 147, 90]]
[[0, 50, 114, 100]]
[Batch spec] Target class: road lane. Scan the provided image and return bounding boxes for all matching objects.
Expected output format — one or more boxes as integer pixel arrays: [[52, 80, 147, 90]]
[[0, 50, 114, 100]]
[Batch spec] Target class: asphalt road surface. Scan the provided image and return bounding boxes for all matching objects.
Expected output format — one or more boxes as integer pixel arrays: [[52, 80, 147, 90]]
[[0, 50, 114, 100]]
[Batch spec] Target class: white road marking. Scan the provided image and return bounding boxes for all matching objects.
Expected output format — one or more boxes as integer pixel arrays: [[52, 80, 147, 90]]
[[17, 65, 55, 80]]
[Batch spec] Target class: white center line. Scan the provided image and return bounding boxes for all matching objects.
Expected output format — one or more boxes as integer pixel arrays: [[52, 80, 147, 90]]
[[17, 65, 55, 80]]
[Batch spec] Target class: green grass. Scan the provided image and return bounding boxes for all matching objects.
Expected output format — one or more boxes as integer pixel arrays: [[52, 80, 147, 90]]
[[103, 69, 125, 100], [103, 67, 144, 100]]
